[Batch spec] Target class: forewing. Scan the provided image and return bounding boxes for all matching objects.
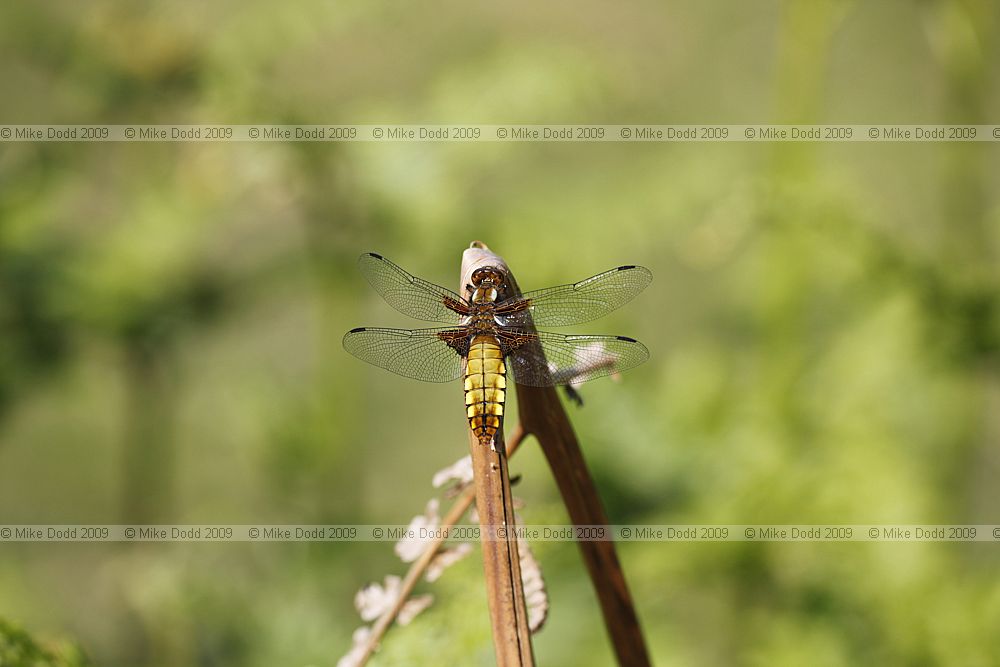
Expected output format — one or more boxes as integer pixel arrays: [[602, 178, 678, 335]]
[[343, 327, 465, 383], [496, 265, 652, 327], [358, 252, 469, 323], [500, 330, 649, 387]]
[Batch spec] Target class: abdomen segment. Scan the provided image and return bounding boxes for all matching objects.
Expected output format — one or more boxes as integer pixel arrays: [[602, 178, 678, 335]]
[[465, 334, 506, 447]]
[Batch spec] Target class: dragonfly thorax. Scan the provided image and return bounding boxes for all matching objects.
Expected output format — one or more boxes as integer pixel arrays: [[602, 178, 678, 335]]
[[471, 286, 499, 304], [466, 304, 499, 332]]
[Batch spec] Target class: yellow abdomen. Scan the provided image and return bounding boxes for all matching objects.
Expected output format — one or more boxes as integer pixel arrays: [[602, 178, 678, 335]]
[[465, 334, 506, 447]]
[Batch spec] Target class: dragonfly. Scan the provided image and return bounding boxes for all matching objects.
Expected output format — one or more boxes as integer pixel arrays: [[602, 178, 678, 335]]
[[343, 252, 651, 448]]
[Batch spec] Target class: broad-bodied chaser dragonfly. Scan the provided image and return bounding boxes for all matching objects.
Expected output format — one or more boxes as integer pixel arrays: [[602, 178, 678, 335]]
[[343, 253, 651, 447]]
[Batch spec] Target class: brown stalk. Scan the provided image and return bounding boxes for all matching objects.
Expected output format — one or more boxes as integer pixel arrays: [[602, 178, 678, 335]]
[[354, 423, 527, 666], [461, 245, 536, 666], [501, 248, 652, 667]]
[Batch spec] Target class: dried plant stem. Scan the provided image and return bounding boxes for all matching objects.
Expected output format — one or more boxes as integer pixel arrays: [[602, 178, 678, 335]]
[[517, 384, 651, 666], [462, 246, 535, 666], [354, 424, 527, 666], [468, 420, 534, 665], [503, 257, 651, 667]]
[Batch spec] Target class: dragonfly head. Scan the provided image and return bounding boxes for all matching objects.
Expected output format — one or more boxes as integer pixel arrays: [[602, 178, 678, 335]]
[[469, 266, 507, 304], [470, 266, 506, 289]]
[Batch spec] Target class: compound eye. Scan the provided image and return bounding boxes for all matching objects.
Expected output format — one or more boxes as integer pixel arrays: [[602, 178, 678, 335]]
[[472, 267, 496, 285]]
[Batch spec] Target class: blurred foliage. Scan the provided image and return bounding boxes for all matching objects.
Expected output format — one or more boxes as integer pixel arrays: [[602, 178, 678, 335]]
[[0, 617, 91, 667], [1, 0, 1000, 666]]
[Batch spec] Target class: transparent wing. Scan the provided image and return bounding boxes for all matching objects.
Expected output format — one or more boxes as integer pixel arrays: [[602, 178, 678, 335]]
[[343, 327, 466, 383], [499, 330, 649, 387], [496, 265, 652, 327], [358, 252, 469, 323]]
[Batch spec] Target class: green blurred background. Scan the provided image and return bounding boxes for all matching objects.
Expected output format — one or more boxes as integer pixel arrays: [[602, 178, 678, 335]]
[[2, 1, 999, 665]]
